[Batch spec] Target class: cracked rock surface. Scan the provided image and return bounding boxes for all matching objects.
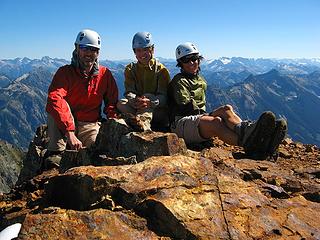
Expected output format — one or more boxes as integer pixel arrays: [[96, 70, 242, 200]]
[[1, 120, 319, 239]]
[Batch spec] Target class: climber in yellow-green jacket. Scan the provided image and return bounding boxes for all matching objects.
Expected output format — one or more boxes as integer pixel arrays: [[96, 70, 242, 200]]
[[117, 32, 171, 131]]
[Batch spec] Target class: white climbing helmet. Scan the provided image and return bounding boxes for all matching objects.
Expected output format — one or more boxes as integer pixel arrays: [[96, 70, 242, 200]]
[[132, 32, 154, 49], [75, 29, 101, 49], [175, 42, 200, 60], [0, 223, 22, 240]]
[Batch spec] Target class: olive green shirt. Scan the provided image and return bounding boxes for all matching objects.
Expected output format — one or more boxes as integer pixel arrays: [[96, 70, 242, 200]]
[[168, 72, 207, 120], [124, 58, 170, 107]]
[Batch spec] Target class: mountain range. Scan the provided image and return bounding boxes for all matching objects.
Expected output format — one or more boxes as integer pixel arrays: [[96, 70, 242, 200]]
[[0, 56, 319, 149], [206, 69, 320, 145]]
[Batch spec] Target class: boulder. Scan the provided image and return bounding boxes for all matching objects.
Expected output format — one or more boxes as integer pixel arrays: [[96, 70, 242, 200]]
[[43, 152, 320, 239], [1, 122, 320, 239], [17, 125, 48, 184], [18, 208, 160, 240], [0, 140, 24, 194], [93, 119, 187, 161]]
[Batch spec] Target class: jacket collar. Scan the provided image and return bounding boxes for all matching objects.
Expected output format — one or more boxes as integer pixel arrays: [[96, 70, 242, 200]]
[[180, 69, 199, 79], [137, 58, 155, 70]]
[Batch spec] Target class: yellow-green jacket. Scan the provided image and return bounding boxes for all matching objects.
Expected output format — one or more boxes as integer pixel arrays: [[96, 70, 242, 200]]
[[124, 58, 170, 107]]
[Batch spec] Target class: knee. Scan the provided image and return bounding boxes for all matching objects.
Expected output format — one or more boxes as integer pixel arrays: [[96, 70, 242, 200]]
[[116, 101, 123, 113], [211, 116, 223, 124], [201, 116, 223, 129], [117, 99, 130, 113], [199, 116, 223, 138], [223, 104, 234, 112], [211, 117, 224, 131], [116, 100, 122, 107]]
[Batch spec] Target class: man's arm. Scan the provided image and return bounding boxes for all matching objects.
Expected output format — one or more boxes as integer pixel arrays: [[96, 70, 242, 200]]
[[155, 66, 171, 107], [103, 69, 119, 118], [46, 67, 76, 133]]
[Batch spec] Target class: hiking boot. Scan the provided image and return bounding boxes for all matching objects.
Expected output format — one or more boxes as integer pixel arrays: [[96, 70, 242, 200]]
[[242, 111, 277, 159], [265, 118, 288, 160], [42, 150, 63, 170]]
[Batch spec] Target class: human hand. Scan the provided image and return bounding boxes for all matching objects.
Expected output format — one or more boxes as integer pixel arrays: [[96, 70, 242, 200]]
[[134, 96, 151, 109], [108, 112, 119, 119], [65, 131, 83, 151], [106, 105, 119, 119]]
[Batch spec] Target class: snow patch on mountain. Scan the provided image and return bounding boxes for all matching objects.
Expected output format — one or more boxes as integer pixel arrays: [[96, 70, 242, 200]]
[[220, 57, 231, 65], [15, 73, 29, 82]]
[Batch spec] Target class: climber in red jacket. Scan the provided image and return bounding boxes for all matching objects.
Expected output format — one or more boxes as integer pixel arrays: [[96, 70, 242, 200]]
[[46, 29, 118, 156]]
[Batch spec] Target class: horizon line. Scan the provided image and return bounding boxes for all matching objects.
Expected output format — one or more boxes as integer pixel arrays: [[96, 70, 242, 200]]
[[1, 56, 320, 62]]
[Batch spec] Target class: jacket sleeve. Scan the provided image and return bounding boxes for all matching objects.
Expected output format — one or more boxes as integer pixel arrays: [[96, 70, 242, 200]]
[[123, 64, 138, 107], [155, 65, 170, 107], [102, 69, 119, 118], [46, 67, 76, 133], [124, 64, 137, 96]]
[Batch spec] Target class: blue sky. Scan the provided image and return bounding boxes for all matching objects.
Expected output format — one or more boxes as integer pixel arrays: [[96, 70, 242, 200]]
[[1, 0, 319, 60]]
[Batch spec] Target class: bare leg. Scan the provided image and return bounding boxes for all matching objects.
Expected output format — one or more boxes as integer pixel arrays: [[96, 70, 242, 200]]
[[199, 115, 238, 145], [210, 104, 242, 130]]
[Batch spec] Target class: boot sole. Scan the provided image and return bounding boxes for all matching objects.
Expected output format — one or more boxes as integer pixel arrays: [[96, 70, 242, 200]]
[[244, 111, 276, 158], [266, 118, 288, 159]]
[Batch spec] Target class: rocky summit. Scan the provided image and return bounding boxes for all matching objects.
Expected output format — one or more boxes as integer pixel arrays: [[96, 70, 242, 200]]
[[0, 119, 320, 239]]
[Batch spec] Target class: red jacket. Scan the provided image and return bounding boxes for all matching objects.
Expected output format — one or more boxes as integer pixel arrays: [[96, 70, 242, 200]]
[[46, 65, 118, 133]]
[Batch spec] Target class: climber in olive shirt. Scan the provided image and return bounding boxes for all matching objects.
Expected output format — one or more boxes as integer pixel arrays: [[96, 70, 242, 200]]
[[117, 32, 170, 131]]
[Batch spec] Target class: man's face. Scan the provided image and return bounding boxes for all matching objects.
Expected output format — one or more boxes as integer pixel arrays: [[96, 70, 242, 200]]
[[77, 45, 99, 70], [134, 47, 153, 64]]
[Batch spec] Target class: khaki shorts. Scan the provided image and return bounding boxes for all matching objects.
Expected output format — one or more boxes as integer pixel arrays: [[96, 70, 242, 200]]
[[47, 114, 101, 151], [170, 115, 208, 144]]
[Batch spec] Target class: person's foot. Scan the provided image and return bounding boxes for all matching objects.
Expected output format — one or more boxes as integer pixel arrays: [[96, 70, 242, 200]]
[[42, 150, 63, 170], [242, 111, 277, 159]]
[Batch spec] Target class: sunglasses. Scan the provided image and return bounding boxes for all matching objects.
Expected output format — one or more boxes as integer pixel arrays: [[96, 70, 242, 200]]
[[79, 45, 99, 52], [180, 55, 199, 64]]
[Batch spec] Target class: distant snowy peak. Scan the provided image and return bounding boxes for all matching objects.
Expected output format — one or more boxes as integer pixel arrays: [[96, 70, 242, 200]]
[[200, 57, 320, 75], [219, 57, 232, 65], [1, 56, 320, 81], [3, 57, 30, 65], [0, 57, 69, 80], [205, 57, 231, 65]]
